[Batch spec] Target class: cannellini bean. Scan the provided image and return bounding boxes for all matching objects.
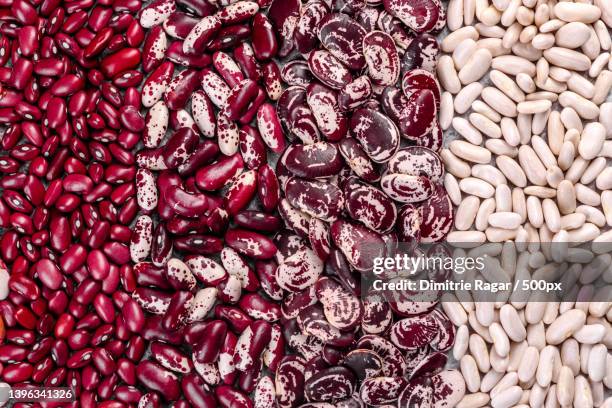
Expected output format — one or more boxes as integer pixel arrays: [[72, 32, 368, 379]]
[[491, 385, 522, 408], [488, 212, 522, 229], [439, 3, 612, 403], [546, 309, 587, 345], [567, 72, 595, 99], [475, 198, 496, 231], [557, 180, 577, 215], [554, 2, 601, 24], [442, 149, 473, 178], [581, 157, 607, 185], [473, 100, 502, 122], [470, 334, 491, 372], [448, 0, 465, 30], [457, 392, 490, 408], [489, 322, 510, 357], [470, 112, 502, 138], [460, 178, 496, 198], [556, 22, 592, 49], [559, 91, 600, 120], [438, 55, 463, 94], [578, 122, 606, 160], [500, 304, 526, 342], [490, 70, 526, 102], [472, 164, 507, 187], [450, 140, 493, 164], [587, 344, 607, 381], [517, 346, 539, 382], [457, 196, 481, 230], [455, 83, 484, 115], [486, 139, 518, 157], [481, 87, 518, 117], [440, 92, 455, 130], [518, 145, 547, 186], [445, 173, 463, 206], [536, 345, 557, 387], [454, 324, 471, 360], [561, 339, 581, 376], [447, 231, 487, 247], [573, 375, 594, 408], [462, 355, 482, 393], [557, 366, 575, 406], [544, 47, 592, 71], [453, 117, 484, 144], [459, 48, 493, 84], [496, 156, 527, 187], [442, 26, 480, 52], [591, 69, 612, 104]]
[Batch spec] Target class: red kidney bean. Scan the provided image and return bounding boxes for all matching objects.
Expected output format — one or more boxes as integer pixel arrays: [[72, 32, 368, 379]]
[[2, 361, 34, 383], [181, 372, 216, 407], [34, 259, 63, 290], [15, 306, 38, 329], [136, 360, 181, 401], [97, 372, 119, 399], [251, 13, 278, 61], [209, 24, 252, 51], [256, 164, 280, 213], [51, 74, 86, 97], [0, 344, 28, 363], [116, 357, 137, 385], [194, 320, 227, 364], [93, 294, 115, 323], [100, 48, 141, 78], [119, 105, 145, 132], [10, 58, 34, 90]]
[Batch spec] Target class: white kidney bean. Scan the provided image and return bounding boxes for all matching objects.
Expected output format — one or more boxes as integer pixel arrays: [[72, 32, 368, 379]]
[[557, 366, 575, 406], [491, 385, 522, 408], [574, 375, 594, 408], [546, 309, 587, 345], [481, 87, 519, 117], [457, 392, 490, 408], [517, 346, 539, 382], [439, 0, 612, 403], [453, 117, 484, 144], [462, 355, 482, 392], [459, 48, 494, 84]]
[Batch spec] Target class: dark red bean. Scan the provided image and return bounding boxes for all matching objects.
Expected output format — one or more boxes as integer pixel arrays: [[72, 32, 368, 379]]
[[100, 48, 141, 79], [136, 360, 181, 401]]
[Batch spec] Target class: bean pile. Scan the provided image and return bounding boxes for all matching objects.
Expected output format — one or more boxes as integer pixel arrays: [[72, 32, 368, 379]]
[[438, 0, 612, 406], [0, 0, 150, 405], [0, 0, 470, 406], [2, 0, 612, 406]]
